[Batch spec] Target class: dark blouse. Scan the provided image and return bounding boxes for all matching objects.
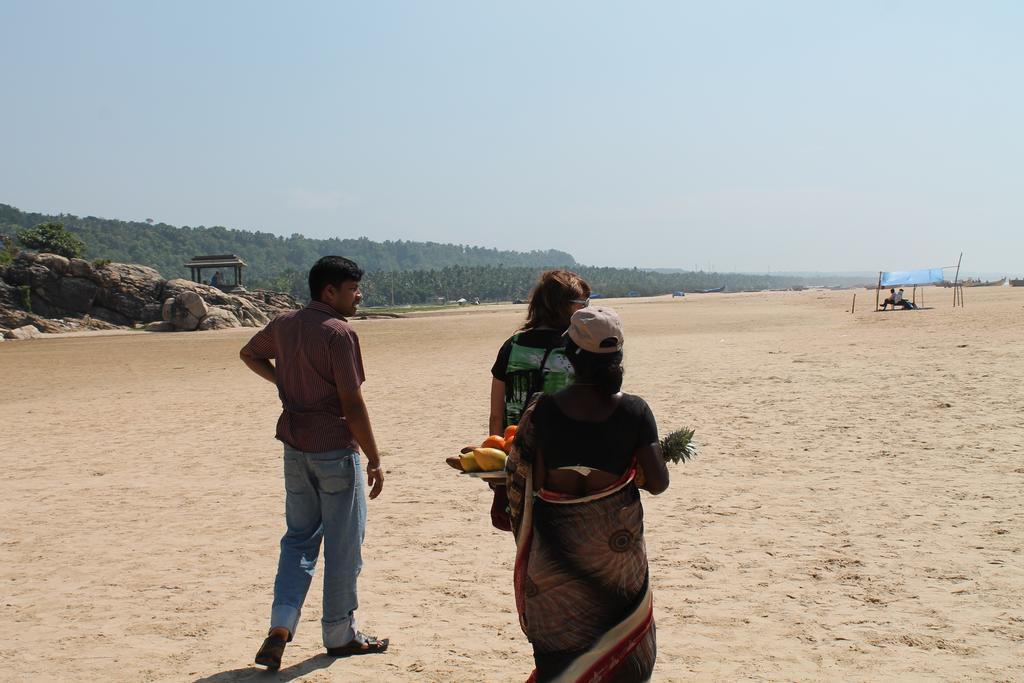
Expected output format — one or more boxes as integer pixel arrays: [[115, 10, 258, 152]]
[[530, 393, 658, 476]]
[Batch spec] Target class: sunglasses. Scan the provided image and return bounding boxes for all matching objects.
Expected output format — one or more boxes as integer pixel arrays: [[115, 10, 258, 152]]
[[569, 298, 590, 307]]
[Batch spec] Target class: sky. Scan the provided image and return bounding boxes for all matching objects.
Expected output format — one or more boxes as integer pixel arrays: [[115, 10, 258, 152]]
[[1, 1, 1021, 274]]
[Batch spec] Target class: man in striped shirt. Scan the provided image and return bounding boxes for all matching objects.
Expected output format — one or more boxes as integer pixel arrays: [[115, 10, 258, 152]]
[[240, 256, 388, 670]]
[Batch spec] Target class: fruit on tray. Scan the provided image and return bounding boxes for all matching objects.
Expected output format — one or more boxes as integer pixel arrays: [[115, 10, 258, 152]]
[[447, 432, 514, 472], [472, 447, 507, 471]]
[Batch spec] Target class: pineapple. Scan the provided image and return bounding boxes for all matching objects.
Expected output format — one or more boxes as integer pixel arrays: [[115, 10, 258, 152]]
[[660, 427, 697, 464], [635, 427, 697, 486]]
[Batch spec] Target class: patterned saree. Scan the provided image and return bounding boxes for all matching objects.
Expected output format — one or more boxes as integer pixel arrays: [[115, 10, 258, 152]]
[[506, 401, 656, 683]]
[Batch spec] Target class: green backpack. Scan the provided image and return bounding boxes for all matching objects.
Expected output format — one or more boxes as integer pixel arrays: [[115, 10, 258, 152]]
[[502, 332, 574, 428]]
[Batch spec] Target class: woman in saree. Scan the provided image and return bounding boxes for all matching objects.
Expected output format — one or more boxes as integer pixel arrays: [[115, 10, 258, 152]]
[[506, 307, 670, 682]]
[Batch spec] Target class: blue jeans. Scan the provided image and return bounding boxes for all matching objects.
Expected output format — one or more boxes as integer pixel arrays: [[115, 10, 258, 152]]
[[270, 446, 367, 648]]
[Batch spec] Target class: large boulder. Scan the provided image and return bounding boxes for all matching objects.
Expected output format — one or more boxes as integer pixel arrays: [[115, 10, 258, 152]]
[[6, 324, 41, 340], [2, 256, 57, 289], [163, 291, 208, 331], [180, 291, 208, 319], [92, 262, 164, 321], [68, 258, 96, 280], [35, 253, 70, 275], [198, 306, 242, 330], [38, 276, 99, 315]]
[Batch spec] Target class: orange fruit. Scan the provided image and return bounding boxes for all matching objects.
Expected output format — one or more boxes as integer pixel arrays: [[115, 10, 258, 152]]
[[481, 434, 506, 451], [504, 436, 515, 452], [503, 425, 518, 441]]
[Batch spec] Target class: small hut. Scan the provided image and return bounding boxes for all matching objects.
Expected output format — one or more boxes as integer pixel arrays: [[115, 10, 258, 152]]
[[184, 254, 248, 291]]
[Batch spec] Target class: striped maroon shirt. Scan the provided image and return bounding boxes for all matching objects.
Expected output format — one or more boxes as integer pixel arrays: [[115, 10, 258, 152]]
[[241, 300, 365, 452]]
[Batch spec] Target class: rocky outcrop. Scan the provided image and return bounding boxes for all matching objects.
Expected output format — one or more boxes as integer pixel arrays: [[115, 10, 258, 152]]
[[0, 252, 301, 334], [161, 279, 272, 329], [5, 324, 42, 340]]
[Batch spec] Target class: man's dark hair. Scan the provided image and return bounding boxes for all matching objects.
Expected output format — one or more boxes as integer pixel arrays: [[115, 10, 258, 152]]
[[309, 256, 363, 302]]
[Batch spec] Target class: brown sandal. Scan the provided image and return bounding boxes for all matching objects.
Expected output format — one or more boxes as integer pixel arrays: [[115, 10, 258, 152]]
[[326, 632, 389, 657]]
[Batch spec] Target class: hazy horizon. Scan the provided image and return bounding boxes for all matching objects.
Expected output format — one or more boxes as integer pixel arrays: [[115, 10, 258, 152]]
[[2, 2, 1021, 275]]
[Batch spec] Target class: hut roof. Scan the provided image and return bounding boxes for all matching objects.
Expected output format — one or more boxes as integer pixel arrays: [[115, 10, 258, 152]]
[[183, 254, 248, 269]]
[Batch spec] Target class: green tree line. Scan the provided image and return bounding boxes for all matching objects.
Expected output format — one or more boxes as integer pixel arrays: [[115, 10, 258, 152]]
[[2, 203, 862, 306], [264, 263, 848, 306], [0, 203, 575, 282]]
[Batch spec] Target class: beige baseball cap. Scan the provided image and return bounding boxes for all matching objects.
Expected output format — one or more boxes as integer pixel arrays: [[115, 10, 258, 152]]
[[567, 306, 624, 354]]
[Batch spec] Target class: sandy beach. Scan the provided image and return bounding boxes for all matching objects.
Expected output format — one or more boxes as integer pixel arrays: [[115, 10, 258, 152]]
[[2, 286, 1022, 682]]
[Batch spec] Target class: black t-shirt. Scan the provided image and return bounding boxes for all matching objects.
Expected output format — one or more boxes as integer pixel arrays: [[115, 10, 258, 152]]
[[531, 393, 658, 476], [490, 328, 566, 381]]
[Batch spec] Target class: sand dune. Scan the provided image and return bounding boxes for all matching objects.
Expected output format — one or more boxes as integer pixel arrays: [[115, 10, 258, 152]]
[[1, 286, 1022, 681]]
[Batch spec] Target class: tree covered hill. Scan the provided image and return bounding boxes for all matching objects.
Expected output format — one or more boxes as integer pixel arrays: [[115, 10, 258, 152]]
[[0, 203, 576, 282], [2, 203, 865, 305]]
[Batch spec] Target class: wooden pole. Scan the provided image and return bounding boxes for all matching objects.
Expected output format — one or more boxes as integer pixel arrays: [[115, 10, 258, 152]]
[[952, 252, 963, 307], [875, 272, 882, 311], [851, 293, 856, 313]]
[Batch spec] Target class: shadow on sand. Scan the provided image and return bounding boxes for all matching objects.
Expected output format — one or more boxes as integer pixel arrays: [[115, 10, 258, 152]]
[[194, 654, 335, 682]]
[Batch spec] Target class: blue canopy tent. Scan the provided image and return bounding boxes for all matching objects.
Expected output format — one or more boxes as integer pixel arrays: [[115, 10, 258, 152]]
[[875, 253, 964, 310], [880, 268, 946, 287]]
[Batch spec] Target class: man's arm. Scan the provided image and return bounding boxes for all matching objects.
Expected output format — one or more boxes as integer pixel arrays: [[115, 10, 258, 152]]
[[340, 385, 384, 500], [239, 346, 277, 384]]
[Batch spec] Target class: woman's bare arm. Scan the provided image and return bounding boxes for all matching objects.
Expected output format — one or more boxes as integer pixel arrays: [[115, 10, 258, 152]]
[[489, 378, 506, 435], [636, 442, 669, 494]]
